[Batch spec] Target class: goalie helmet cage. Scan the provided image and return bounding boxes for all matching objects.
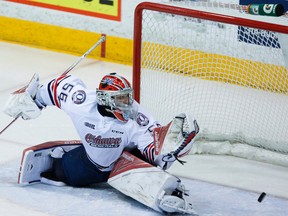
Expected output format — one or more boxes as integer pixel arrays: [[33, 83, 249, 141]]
[[133, 2, 288, 166]]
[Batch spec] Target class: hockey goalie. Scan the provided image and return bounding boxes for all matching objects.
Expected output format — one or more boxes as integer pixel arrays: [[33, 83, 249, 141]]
[[4, 72, 199, 215]]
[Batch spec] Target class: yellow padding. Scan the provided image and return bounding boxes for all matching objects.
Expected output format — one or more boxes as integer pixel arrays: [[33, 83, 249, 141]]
[[0, 16, 133, 65], [143, 42, 288, 93]]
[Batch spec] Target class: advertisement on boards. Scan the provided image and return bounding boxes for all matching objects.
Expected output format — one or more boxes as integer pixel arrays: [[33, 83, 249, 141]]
[[6, 0, 121, 21]]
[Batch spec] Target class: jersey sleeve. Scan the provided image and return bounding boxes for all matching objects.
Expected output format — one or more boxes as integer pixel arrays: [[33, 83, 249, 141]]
[[130, 101, 161, 164], [36, 75, 88, 112]]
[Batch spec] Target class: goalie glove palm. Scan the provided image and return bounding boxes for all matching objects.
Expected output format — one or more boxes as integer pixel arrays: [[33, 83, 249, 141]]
[[3, 73, 43, 120], [154, 113, 199, 170]]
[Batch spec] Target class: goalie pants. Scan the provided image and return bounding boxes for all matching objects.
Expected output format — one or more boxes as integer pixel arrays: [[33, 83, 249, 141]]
[[57, 145, 111, 187]]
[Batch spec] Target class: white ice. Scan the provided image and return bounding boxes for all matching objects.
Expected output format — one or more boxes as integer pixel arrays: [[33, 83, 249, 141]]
[[1, 42, 288, 216]]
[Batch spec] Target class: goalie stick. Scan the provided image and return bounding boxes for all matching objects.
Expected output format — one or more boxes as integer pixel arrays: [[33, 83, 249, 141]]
[[0, 35, 106, 135]]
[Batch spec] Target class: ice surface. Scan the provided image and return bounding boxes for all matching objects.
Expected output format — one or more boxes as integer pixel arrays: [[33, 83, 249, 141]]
[[1, 42, 288, 216]]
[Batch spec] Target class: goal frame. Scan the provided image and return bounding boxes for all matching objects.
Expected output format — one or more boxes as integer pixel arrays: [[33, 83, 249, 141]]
[[132, 2, 288, 102]]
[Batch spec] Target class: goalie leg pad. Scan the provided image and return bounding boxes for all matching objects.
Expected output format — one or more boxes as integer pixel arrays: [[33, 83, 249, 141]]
[[19, 141, 111, 187], [108, 151, 197, 214], [18, 140, 82, 185]]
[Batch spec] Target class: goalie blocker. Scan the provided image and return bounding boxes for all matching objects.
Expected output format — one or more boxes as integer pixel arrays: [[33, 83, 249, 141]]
[[18, 141, 198, 215]]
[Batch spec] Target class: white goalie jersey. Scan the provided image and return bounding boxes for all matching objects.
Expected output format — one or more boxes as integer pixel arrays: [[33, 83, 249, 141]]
[[4, 73, 199, 172], [36, 75, 159, 171], [5, 73, 199, 215]]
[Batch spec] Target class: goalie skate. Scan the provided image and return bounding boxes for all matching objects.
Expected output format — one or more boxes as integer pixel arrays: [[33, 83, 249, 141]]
[[159, 193, 198, 215], [18, 140, 82, 185]]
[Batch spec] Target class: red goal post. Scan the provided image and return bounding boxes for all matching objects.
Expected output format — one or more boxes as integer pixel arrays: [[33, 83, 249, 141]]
[[133, 3, 288, 102], [132, 2, 288, 166]]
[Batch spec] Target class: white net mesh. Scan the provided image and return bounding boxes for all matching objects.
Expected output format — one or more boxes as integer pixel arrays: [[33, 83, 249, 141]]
[[134, 2, 288, 166]]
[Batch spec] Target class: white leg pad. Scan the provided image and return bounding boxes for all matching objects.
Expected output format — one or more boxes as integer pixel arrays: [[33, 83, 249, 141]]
[[108, 151, 197, 214], [18, 141, 82, 185]]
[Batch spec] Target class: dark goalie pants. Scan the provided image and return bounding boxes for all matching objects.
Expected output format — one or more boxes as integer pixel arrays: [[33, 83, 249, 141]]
[[55, 145, 111, 187]]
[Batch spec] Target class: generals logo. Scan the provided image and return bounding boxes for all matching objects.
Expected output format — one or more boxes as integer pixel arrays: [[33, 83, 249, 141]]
[[85, 133, 121, 148], [72, 90, 86, 104], [136, 112, 149, 127]]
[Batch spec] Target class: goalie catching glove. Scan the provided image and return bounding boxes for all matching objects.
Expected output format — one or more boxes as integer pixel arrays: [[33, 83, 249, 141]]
[[154, 113, 199, 170], [3, 73, 45, 120]]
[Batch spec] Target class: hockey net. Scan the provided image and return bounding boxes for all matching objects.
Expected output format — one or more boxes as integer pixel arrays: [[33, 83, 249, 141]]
[[133, 2, 288, 167]]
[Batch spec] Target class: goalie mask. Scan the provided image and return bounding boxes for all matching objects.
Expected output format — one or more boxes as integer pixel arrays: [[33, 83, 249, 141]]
[[96, 73, 134, 122]]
